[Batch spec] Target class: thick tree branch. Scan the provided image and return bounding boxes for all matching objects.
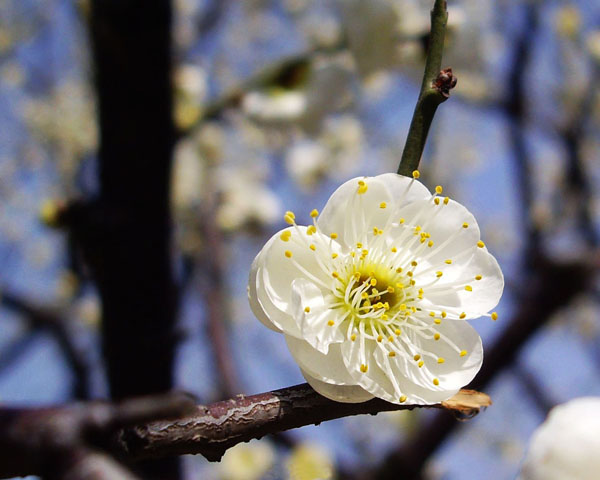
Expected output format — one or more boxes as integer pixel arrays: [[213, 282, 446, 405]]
[[117, 384, 490, 463], [0, 393, 196, 479]]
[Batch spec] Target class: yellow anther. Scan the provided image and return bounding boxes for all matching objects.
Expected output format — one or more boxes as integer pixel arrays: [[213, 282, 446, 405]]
[[462, 222, 469, 229], [437, 357, 445, 364], [285, 210, 295, 220], [358, 181, 368, 194], [332, 253, 338, 259], [434, 197, 440, 205], [304, 306, 311, 313], [445, 259, 452, 264], [381, 314, 388, 320], [361, 292, 368, 299], [399, 395, 407, 403], [391, 247, 397, 253], [441, 311, 447, 318], [380, 202, 387, 209], [358, 180, 365, 186], [491, 311, 498, 321], [434, 318, 441, 325], [351, 334, 356, 341], [396, 267, 403, 273], [459, 312, 466, 319], [396, 283, 404, 289], [413, 354, 421, 361], [377, 335, 383, 342], [407, 271, 413, 277], [387, 286, 395, 293], [412, 170, 420, 179], [360, 364, 368, 373], [387, 335, 394, 341], [419, 288, 424, 294], [356, 242, 363, 248], [395, 329, 401, 336], [400, 304, 406, 310], [370, 278, 377, 286], [284, 214, 295, 225], [436, 271, 443, 278], [399, 218, 405, 224], [384, 302, 390, 310], [310, 209, 319, 218], [280, 231, 292, 242], [332, 271, 339, 278], [460, 350, 467, 357], [350, 251, 356, 257], [306, 225, 316, 235], [429, 311, 435, 317], [443, 196, 449, 205], [433, 378, 440, 386], [475, 275, 482, 281], [477, 240, 485, 248], [327, 320, 335, 326], [362, 249, 369, 256], [428, 240, 434, 247], [410, 279, 416, 286], [284, 250, 293, 258], [415, 225, 421, 232], [418, 360, 424, 368], [434, 333, 441, 341], [411, 260, 418, 267], [375, 302, 383, 309], [465, 285, 473, 292], [309, 244, 316, 251], [411, 306, 416, 313], [330, 232, 338, 239], [389, 351, 396, 357], [435, 185, 443, 194], [377, 228, 383, 235], [373, 227, 378, 235]]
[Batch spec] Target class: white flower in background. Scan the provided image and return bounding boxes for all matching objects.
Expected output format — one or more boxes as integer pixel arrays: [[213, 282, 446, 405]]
[[216, 167, 282, 232], [287, 443, 333, 480], [586, 30, 600, 63], [172, 138, 206, 210], [220, 440, 275, 480], [519, 397, 600, 480], [249, 173, 503, 404], [242, 89, 308, 124], [173, 64, 208, 129]]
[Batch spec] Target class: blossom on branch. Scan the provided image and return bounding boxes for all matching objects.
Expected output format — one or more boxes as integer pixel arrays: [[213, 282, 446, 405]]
[[248, 174, 503, 404]]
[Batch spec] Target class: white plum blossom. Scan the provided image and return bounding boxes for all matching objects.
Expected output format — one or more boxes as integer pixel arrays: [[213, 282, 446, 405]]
[[519, 397, 600, 480], [248, 173, 503, 405]]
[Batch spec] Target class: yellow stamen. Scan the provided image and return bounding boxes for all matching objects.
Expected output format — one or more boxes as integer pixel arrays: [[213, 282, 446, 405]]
[[304, 306, 311, 313], [351, 334, 356, 341], [412, 170, 420, 179], [462, 222, 469, 229], [310, 209, 319, 218], [459, 312, 466, 319], [379, 202, 387, 209], [445, 259, 452, 264], [309, 244, 316, 251], [330, 233, 338, 239], [284, 250, 292, 258], [399, 395, 407, 403], [395, 329, 401, 336], [436, 271, 443, 278], [280, 231, 291, 242], [437, 357, 445, 364], [327, 320, 335, 326], [360, 364, 368, 373], [435, 185, 443, 194], [491, 312, 498, 321], [434, 333, 441, 341], [389, 351, 396, 357], [475, 275, 482, 280], [443, 196, 449, 205], [465, 285, 473, 292], [413, 354, 421, 361], [477, 240, 485, 248], [460, 350, 467, 357], [433, 378, 440, 386], [418, 360, 424, 368]]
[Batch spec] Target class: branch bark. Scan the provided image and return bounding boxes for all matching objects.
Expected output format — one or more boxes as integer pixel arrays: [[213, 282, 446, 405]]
[[117, 384, 491, 463]]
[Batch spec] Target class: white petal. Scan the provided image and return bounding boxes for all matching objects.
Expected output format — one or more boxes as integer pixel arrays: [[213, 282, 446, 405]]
[[396, 198, 481, 264], [422, 247, 504, 317], [340, 338, 462, 404], [248, 227, 333, 336], [285, 335, 357, 385], [301, 368, 374, 403], [317, 174, 430, 245], [291, 278, 345, 354]]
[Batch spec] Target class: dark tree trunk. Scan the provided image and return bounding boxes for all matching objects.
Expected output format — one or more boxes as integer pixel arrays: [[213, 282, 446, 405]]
[[88, 1, 179, 477]]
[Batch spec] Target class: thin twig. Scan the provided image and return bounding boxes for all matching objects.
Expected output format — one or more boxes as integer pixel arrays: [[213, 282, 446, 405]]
[[398, 0, 455, 176]]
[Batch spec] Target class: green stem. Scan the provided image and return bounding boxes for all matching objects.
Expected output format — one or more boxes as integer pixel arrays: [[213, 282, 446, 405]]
[[398, 0, 449, 177]]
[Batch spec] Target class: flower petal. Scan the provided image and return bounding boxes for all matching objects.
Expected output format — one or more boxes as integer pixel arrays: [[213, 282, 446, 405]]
[[249, 226, 334, 336], [291, 278, 346, 354], [421, 247, 504, 318], [317, 175, 430, 246], [285, 335, 357, 385], [301, 368, 374, 403]]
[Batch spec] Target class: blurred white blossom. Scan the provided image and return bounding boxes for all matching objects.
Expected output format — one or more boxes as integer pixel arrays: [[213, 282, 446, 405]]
[[287, 443, 333, 480], [519, 397, 600, 480], [219, 440, 275, 480]]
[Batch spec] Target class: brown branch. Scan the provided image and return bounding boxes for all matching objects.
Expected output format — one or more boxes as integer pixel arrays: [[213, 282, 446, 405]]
[[0, 290, 91, 399], [117, 384, 490, 463], [0, 393, 196, 480]]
